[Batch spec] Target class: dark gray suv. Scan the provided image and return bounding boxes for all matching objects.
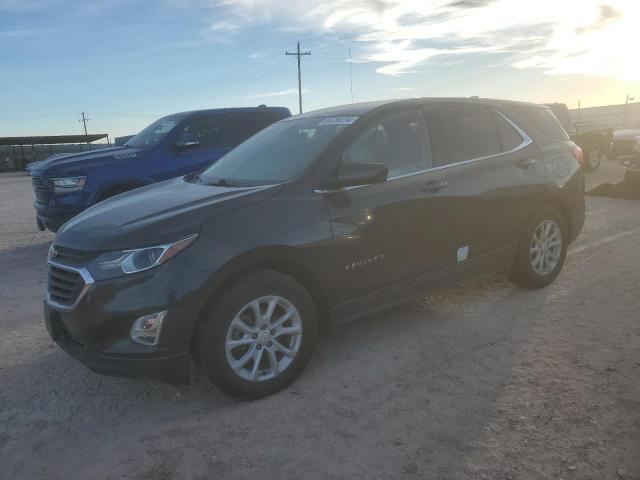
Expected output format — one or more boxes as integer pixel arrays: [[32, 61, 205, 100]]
[[44, 98, 585, 399]]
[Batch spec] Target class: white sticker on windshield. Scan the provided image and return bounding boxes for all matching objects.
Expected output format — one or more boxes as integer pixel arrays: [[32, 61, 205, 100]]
[[318, 116, 359, 126]]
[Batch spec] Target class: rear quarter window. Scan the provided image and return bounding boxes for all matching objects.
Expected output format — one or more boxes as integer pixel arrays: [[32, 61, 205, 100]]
[[516, 107, 570, 141], [493, 112, 525, 151]]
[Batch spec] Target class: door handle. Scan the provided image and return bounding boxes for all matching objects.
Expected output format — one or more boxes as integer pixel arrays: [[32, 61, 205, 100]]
[[422, 179, 449, 192], [517, 158, 536, 168]]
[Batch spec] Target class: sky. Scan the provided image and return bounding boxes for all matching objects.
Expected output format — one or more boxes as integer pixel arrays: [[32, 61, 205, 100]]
[[0, 0, 638, 138]]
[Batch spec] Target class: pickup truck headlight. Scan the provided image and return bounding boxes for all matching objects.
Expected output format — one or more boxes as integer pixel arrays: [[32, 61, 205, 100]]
[[50, 176, 87, 194], [90, 234, 198, 279]]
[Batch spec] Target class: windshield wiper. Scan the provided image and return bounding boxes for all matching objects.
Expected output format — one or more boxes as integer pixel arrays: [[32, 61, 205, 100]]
[[204, 178, 250, 188]]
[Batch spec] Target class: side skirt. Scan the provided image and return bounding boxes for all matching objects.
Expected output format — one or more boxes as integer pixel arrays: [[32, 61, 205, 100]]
[[329, 266, 453, 327]]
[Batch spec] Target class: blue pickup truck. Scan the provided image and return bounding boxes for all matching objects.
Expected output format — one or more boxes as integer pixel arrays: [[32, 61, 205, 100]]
[[29, 106, 291, 232]]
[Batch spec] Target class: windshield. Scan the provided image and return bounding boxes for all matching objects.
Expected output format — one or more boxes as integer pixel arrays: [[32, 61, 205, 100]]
[[197, 116, 357, 186], [125, 113, 189, 150]]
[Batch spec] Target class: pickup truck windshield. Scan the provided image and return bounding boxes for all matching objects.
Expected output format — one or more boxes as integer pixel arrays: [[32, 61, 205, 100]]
[[198, 116, 356, 185], [125, 113, 188, 150]]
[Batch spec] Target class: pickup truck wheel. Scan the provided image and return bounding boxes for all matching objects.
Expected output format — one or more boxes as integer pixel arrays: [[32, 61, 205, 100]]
[[511, 206, 568, 289], [194, 269, 317, 400], [583, 147, 601, 172]]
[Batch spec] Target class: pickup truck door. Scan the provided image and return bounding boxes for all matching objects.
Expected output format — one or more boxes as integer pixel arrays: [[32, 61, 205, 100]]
[[164, 114, 239, 179]]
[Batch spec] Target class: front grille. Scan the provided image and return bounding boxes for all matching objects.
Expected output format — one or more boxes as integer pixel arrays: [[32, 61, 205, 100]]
[[53, 246, 97, 264], [48, 265, 85, 307], [32, 175, 48, 204]]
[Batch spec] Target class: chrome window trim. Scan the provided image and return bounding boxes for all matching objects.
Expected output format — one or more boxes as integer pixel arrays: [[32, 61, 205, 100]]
[[314, 109, 532, 194], [46, 259, 95, 312]]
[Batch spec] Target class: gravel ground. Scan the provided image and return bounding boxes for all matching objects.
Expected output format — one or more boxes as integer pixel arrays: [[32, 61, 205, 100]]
[[0, 160, 638, 480]]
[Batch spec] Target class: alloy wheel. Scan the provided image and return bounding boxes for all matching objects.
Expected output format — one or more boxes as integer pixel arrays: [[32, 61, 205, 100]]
[[588, 149, 601, 169], [225, 296, 303, 382], [529, 219, 562, 275]]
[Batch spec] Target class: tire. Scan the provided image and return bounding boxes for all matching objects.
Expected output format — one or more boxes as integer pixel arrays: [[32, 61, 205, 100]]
[[194, 269, 318, 400], [583, 147, 601, 172], [511, 205, 568, 289], [623, 169, 640, 198]]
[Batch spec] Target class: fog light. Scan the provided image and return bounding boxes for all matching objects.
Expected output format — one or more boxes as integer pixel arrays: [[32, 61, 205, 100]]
[[130, 311, 167, 346]]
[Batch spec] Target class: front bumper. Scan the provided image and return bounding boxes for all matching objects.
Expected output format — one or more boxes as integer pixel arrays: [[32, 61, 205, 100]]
[[43, 257, 210, 386], [45, 305, 191, 385], [34, 201, 84, 232]]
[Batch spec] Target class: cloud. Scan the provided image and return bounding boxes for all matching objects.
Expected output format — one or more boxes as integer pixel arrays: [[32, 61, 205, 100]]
[[170, 0, 640, 80], [244, 88, 309, 99], [0, 0, 46, 12], [446, 0, 494, 8], [575, 4, 622, 33], [208, 20, 240, 33]]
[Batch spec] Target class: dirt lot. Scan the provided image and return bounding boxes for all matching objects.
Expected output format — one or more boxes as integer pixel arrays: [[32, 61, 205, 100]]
[[1, 161, 638, 480]]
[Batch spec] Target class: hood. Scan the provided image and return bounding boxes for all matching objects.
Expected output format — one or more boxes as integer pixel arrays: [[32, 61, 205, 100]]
[[55, 177, 281, 252], [613, 129, 640, 141], [28, 147, 143, 175]]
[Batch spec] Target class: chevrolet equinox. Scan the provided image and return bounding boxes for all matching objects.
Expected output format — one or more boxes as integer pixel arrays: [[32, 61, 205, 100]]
[[44, 98, 585, 399]]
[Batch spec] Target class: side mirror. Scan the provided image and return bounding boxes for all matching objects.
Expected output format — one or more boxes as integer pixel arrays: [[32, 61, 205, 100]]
[[325, 162, 388, 190], [175, 140, 200, 151]]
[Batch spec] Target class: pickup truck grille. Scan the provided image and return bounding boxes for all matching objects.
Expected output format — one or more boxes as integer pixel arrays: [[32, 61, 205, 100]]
[[48, 265, 85, 308], [32, 175, 48, 204]]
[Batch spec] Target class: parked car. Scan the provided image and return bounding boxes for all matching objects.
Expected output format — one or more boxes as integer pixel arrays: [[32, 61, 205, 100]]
[[29, 106, 291, 232], [608, 118, 640, 160], [545, 103, 613, 172], [44, 98, 585, 399]]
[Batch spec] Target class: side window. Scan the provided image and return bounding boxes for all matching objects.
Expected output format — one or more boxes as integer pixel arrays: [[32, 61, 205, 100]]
[[176, 115, 238, 149], [511, 106, 570, 141], [238, 111, 283, 141], [343, 110, 432, 178], [438, 105, 502, 163], [494, 112, 525, 152]]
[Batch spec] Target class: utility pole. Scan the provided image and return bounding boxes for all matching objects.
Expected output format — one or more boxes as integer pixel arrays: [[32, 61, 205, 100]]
[[577, 100, 581, 122], [623, 94, 635, 127], [79, 112, 91, 150], [286, 42, 311, 115]]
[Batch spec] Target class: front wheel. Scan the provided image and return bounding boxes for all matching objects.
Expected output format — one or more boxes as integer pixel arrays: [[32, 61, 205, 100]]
[[583, 147, 601, 172], [511, 206, 568, 289], [194, 269, 317, 400]]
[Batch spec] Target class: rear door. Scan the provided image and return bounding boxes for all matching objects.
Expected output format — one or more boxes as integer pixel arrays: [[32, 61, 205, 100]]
[[431, 103, 547, 278], [237, 110, 288, 143], [164, 114, 240, 179], [323, 108, 455, 309]]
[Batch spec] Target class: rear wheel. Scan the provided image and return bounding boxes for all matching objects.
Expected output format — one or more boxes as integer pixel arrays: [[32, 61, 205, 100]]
[[511, 206, 568, 289], [194, 269, 317, 400], [583, 147, 601, 172]]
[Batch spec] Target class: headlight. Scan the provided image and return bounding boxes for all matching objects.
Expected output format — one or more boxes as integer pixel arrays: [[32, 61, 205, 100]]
[[50, 176, 87, 194], [90, 234, 198, 279]]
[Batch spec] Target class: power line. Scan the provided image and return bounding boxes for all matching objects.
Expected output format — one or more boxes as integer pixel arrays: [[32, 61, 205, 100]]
[[181, 57, 295, 109], [286, 42, 311, 115], [349, 46, 354, 104]]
